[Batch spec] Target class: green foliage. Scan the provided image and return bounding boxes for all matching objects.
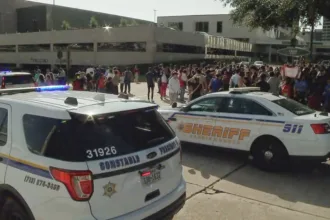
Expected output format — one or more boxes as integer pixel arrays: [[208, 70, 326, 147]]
[[89, 16, 99, 28], [61, 20, 71, 30], [119, 18, 140, 27], [218, 0, 330, 35]]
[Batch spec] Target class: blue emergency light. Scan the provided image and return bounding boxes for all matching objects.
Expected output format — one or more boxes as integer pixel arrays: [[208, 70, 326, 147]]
[[0, 71, 12, 74], [35, 85, 70, 92]]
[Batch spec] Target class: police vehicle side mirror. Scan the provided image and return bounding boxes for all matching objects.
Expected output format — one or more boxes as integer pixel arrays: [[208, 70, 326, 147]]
[[180, 106, 188, 112]]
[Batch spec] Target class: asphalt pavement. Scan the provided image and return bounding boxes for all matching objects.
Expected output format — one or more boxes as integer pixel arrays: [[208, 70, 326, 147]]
[[130, 82, 330, 220]]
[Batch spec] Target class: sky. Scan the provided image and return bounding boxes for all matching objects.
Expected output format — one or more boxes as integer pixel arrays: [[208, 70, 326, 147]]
[[29, 0, 322, 29], [30, 0, 233, 22]]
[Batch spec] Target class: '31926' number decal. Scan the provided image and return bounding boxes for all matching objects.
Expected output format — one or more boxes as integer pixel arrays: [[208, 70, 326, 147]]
[[86, 146, 117, 159], [283, 124, 303, 134]]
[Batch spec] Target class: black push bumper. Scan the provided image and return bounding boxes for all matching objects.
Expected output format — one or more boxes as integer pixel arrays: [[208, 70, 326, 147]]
[[142, 193, 186, 220]]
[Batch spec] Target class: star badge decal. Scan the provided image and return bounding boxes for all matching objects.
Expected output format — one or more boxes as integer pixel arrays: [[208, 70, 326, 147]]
[[177, 122, 184, 131], [103, 182, 117, 198]]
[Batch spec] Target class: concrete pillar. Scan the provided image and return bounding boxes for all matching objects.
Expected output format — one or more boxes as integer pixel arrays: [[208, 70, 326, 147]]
[[268, 45, 272, 63]]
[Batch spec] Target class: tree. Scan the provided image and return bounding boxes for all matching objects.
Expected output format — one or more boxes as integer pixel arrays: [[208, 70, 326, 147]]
[[89, 16, 99, 28], [61, 20, 71, 30], [119, 18, 129, 27], [119, 18, 140, 27], [217, 0, 330, 58], [128, 19, 139, 26]]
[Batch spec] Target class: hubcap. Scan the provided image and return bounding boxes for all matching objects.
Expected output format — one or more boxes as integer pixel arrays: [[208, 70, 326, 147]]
[[264, 150, 273, 160]]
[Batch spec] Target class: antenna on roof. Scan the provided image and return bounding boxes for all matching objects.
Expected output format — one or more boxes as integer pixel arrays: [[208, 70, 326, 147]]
[[93, 93, 105, 102], [64, 97, 78, 106]]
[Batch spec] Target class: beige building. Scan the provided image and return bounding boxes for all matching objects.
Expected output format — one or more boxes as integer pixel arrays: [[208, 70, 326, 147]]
[[0, 25, 253, 68]]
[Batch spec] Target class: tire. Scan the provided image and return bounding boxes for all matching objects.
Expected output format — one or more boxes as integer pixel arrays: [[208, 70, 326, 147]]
[[251, 136, 290, 172], [0, 197, 30, 220]]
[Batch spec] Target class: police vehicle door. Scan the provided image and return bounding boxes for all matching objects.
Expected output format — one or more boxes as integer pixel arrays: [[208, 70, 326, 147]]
[[175, 97, 220, 146], [0, 104, 10, 183], [214, 97, 263, 151]]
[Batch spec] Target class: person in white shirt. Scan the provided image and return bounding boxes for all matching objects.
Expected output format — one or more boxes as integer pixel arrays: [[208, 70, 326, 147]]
[[179, 70, 188, 102], [229, 71, 241, 88], [168, 72, 180, 105], [160, 71, 168, 100]]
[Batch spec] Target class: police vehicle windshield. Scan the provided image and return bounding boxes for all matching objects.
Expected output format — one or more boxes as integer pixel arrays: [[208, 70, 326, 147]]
[[272, 98, 315, 116], [22, 107, 175, 162]]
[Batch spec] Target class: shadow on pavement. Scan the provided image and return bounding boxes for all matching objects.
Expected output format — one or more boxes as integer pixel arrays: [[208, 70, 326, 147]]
[[181, 143, 330, 215]]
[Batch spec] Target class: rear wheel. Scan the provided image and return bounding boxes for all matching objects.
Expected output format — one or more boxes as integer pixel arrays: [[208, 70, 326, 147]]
[[251, 136, 290, 172], [0, 197, 30, 220]]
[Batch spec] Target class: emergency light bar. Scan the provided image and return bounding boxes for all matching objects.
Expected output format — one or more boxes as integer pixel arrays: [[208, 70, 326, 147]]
[[229, 87, 260, 94], [0, 85, 70, 95]]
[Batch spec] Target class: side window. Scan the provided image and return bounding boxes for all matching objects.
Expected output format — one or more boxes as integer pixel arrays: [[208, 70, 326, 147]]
[[223, 98, 272, 116], [250, 101, 273, 116], [0, 108, 8, 146], [187, 98, 223, 113]]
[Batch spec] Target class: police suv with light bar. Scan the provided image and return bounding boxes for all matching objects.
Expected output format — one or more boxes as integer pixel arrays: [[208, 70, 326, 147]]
[[159, 87, 330, 171], [0, 71, 35, 89], [0, 85, 185, 220]]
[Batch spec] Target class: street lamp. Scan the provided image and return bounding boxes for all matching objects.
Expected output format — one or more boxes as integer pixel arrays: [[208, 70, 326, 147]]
[[51, 0, 55, 30]]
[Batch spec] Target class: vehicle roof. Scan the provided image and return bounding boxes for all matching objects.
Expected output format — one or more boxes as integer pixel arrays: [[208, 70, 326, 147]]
[[0, 90, 156, 113], [205, 91, 283, 101], [0, 72, 31, 76]]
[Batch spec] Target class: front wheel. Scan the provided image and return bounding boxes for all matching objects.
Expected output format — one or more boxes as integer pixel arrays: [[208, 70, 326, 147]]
[[0, 197, 30, 220], [251, 136, 290, 172]]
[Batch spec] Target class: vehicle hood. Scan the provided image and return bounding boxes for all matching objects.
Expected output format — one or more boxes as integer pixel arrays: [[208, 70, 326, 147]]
[[158, 107, 182, 120]]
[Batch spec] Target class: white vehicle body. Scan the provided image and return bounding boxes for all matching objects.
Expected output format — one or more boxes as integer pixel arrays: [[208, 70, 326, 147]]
[[0, 86, 185, 220], [254, 61, 264, 68], [0, 71, 35, 89], [159, 88, 330, 169]]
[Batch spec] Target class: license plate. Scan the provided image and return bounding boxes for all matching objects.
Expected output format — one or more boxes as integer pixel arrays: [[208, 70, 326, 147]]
[[142, 169, 161, 185]]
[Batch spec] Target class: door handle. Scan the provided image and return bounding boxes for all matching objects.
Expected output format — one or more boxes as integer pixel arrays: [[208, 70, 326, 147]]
[[168, 117, 177, 121]]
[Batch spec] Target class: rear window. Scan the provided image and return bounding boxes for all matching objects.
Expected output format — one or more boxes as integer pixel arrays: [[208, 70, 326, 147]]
[[4, 74, 34, 85], [23, 108, 175, 162], [272, 98, 315, 116]]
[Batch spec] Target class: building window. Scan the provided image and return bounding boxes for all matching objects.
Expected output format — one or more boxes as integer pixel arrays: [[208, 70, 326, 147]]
[[18, 44, 50, 52], [97, 42, 147, 52], [157, 43, 205, 54], [0, 108, 8, 146], [168, 22, 183, 31], [53, 43, 93, 52], [231, 38, 249, 43], [217, 21, 223, 33], [195, 22, 209, 33], [0, 45, 15, 52]]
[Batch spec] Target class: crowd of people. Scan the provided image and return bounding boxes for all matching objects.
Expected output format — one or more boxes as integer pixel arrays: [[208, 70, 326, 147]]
[[35, 60, 330, 112], [142, 62, 330, 111]]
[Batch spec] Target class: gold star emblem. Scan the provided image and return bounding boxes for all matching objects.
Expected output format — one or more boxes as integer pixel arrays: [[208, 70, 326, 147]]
[[103, 182, 116, 198], [177, 123, 184, 131]]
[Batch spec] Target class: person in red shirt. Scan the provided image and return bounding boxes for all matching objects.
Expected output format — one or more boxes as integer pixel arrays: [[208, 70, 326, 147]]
[[72, 74, 83, 91], [133, 65, 139, 83], [97, 73, 106, 93], [308, 89, 322, 111], [281, 77, 293, 98]]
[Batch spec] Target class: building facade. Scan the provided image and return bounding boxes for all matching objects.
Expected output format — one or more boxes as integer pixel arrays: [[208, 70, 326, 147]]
[[0, 0, 151, 34], [322, 18, 330, 42], [157, 14, 299, 45], [0, 26, 253, 68]]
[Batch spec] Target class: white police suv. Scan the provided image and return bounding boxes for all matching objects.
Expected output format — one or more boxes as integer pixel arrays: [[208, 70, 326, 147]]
[[0, 85, 185, 220], [159, 87, 330, 171], [0, 71, 35, 89]]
